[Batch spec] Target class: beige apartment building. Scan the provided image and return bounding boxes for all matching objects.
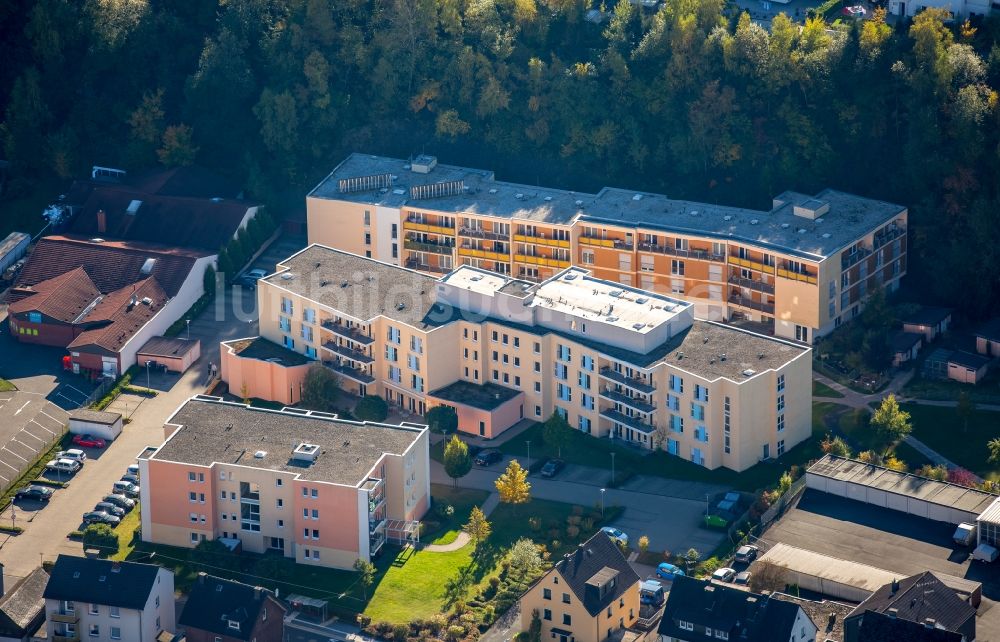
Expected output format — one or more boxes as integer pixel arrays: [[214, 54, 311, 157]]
[[307, 154, 908, 344], [236, 244, 811, 472]]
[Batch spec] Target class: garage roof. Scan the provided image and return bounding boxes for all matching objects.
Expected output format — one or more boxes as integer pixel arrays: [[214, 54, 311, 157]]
[[68, 409, 122, 425], [977, 496, 1000, 526], [760, 543, 897, 594], [808, 455, 997, 515]]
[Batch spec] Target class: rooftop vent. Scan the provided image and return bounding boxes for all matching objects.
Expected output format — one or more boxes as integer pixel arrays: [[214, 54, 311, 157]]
[[723, 215, 732, 221], [609, 290, 623, 298], [750, 219, 759, 225], [292, 443, 321, 463], [743, 369, 756, 376], [140, 258, 156, 274], [798, 228, 807, 234], [515, 193, 524, 199], [470, 275, 483, 282], [411, 155, 437, 174], [126, 200, 143, 215], [488, 188, 498, 194], [575, 200, 584, 206], [606, 316, 618, 322], [781, 223, 790, 229], [338, 173, 393, 194], [719, 353, 727, 362], [564, 273, 577, 281], [690, 210, 699, 216], [632, 194, 643, 201], [91, 238, 106, 243], [140, 297, 152, 305], [396, 302, 406, 311], [341, 280, 349, 288], [280, 273, 294, 280], [392, 188, 406, 195], [822, 233, 831, 239], [410, 180, 465, 200], [544, 196, 553, 202], [254, 450, 267, 459], [633, 323, 644, 330], [815, 218, 824, 223], [636, 297, 648, 304]]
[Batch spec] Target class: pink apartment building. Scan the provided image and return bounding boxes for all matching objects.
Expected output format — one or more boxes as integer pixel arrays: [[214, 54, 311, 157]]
[[138, 395, 430, 570]]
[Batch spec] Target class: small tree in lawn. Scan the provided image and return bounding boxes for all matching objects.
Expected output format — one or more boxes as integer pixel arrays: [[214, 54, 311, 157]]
[[988, 437, 1000, 464], [683, 548, 700, 571], [354, 558, 376, 600], [542, 412, 572, 458], [355, 395, 389, 422], [300, 364, 340, 412], [464, 506, 492, 551], [426, 405, 459, 434], [444, 435, 472, 487], [957, 392, 976, 433], [638, 535, 649, 555], [870, 394, 911, 454], [495, 460, 531, 513]]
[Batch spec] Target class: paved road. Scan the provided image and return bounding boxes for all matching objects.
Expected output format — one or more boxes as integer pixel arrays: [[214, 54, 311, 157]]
[[432, 457, 726, 557]]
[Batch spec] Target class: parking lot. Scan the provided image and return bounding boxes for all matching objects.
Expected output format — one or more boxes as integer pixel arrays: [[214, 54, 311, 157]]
[[0, 391, 68, 493]]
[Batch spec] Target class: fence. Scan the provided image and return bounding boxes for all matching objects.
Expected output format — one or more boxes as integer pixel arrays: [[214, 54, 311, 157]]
[[759, 476, 808, 530]]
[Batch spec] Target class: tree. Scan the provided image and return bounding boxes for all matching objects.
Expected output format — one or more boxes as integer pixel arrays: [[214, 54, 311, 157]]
[[495, 460, 531, 510], [443, 435, 472, 487], [355, 395, 389, 422], [526, 610, 542, 642], [300, 364, 340, 412], [821, 434, 852, 458], [637, 535, 649, 554], [956, 392, 976, 433], [683, 548, 700, 570], [82, 523, 118, 554], [508, 538, 542, 579], [354, 558, 376, 600], [157, 124, 199, 166], [464, 505, 492, 550], [748, 561, 787, 594], [988, 437, 1000, 464], [870, 395, 912, 451], [947, 467, 979, 488], [240, 381, 250, 404], [426, 405, 459, 434], [191, 539, 238, 571], [542, 412, 572, 457]]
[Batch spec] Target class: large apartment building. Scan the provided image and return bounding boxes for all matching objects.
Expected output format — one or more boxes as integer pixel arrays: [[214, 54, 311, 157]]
[[235, 244, 811, 472], [307, 154, 907, 344], [137, 396, 430, 570]]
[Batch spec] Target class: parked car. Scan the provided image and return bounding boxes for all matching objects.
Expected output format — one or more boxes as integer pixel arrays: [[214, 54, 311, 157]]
[[82, 511, 120, 526], [14, 485, 53, 502], [734, 571, 752, 586], [72, 434, 106, 448], [237, 268, 268, 289], [46, 458, 82, 474], [473, 449, 503, 466], [734, 545, 759, 564], [112, 481, 140, 498], [94, 502, 126, 518], [601, 527, 629, 546], [55, 449, 87, 464], [539, 459, 565, 478], [102, 494, 135, 511], [640, 579, 665, 606], [126, 464, 140, 478], [120, 473, 140, 486], [656, 562, 685, 580], [712, 567, 737, 582]]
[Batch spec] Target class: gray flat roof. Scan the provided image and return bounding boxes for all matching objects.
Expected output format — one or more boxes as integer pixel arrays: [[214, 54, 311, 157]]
[[808, 455, 997, 515], [310, 153, 906, 260], [427, 381, 521, 411], [137, 336, 200, 359], [153, 397, 424, 486], [263, 244, 444, 329], [68, 408, 122, 424]]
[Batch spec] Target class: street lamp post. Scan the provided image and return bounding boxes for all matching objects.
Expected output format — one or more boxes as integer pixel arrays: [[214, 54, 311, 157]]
[[600, 488, 606, 517], [186, 319, 191, 340], [610, 452, 616, 485], [526, 441, 531, 471], [145, 360, 151, 389]]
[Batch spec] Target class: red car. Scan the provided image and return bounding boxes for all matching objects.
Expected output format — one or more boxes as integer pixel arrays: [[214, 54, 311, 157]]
[[72, 434, 107, 448]]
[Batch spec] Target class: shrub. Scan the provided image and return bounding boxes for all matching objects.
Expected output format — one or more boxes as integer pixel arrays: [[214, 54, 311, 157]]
[[446, 625, 465, 641], [528, 516, 541, 531], [436, 503, 455, 518], [82, 523, 118, 554], [566, 525, 580, 539], [393, 624, 409, 642], [355, 395, 389, 422], [581, 517, 594, 531]]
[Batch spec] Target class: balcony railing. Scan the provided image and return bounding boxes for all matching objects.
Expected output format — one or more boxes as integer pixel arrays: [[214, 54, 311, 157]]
[[323, 361, 375, 384], [600, 409, 656, 434], [458, 246, 509, 262], [728, 255, 774, 274], [638, 243, 725, 262], [513, 233, 571, 248], [599, 389, 656, 414], [460, 227, 509, 242], [580, 235, 633, 250], [404, 239, 454, 255], [727, 275, 775, 294], [403, 217, 455, 235], [873, 225, 905, 250], [321, 320, 374, 346], [370, 530, 386, 556], [776, 267, 818, 284], [322, 341, 374, 364], [405, 259, 452, 274], [370, 517, 387, 535], [841, 246, 872, 271], [514, 254, 571, 269], [53, 633, 82, 642], [728, 295, 775, 315], [50, 613, 79, 624], [599, 367, 655, 394]]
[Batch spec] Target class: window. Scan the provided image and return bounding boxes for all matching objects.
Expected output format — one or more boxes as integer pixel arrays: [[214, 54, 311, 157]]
[[110, 606, 119, 618], [190, 513, 198, 523], [276, 498, 283, 508], [111, 627, 121, 640], [535, 405, 542, 417], [777, 395, 785, 412], [281, 297, 293, 315], [671, 259, 685, 276], [491, 330, 498, 342], [562, 614, 572, 626], [190, 532, 199, 543], [543, 588, 552, 600], [669, 374, 684, 393], [777, 439, 786, 456], [313, 529, 320, 539], [777, 414, 785, 432], [695, 385, 709, 402], [282, 335, 294, 350], [278, 519, 284, 528], [228, 620, 241, 632], [562, 592, 571, 604], [188, 472, 196, 482], [534, 381, 541, 393], [679, 620, 694, 631], [189, 491, 197, 502], [155, 596, 160, 608], [533, 342, 541, 354], [543, 609, 552, 621], [303, 308, 316, 324], [312, 509, 319, 519], [89, 603, 99, 615], [89, 624, 100, 637], [691, 403, 705, 421], [582, 249, 595, 265], [777, 374, 785, 392], [276, 478, 283, 487]]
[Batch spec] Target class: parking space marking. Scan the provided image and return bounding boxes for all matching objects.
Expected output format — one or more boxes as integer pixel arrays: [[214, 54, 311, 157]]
[[0, 473, 9, 484], [0, 459, 18, 472], [9, 438, 37, 454], [2, 447, 27, 462], [38, 409, 64, 425], [29, 419, 56, 436], [19, 429, 45, 444], [13, 401, 31, 416]]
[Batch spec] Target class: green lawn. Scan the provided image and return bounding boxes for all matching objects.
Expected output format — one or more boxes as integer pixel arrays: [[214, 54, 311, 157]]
[[0, 379, 15, 392], [902, 374, 1000, 404], [904, 403, 1000, 481], [423, 484, 490, 546], [110, 505, 142, 561], [812, 380, 845, 398]]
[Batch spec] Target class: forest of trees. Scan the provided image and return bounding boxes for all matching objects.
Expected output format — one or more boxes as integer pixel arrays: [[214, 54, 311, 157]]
[[2, 0, 999, 316]]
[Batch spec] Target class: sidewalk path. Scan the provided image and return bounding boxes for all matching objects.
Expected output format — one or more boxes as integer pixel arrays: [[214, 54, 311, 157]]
[[422, 493, 500, 553], [903, 435, 985, 482]]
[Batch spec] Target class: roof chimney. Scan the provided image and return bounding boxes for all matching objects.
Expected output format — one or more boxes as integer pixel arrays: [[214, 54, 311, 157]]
[[254, 586, 263, 601], [890, 578, 899, 595], [97, 209, 107, 234], [198, 571, 207, 584]]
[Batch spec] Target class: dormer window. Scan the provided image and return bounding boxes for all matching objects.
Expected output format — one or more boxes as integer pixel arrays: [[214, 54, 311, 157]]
[[228, 620, 240, 631]]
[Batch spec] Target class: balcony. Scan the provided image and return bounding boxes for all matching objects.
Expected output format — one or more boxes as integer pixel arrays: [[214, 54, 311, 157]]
[[514, 254, 571, 269], [727, 275, 775, 294], [460, 227, 509, 242], [404, 239, 454, 255], [638, 243, 725, 262], [50, 613, 79, 624], [728, 295, 775, 315], [599, 367, 655, 394], [403, 217, 455, 236], [840, 246, 872, 271], [321, 320, 374, 346], [370, 530, 386, 556], [52, 633, 81, 642], [322, 341, 374, 365], [323, 361, 375, 384], [599, 389, 656, 414], [370, 517, 387, 535], [776, 267, 818, 284], [458, 246, 509, 262], [404, 259, 452, 274], [873, 225, 905, 250], [728, 255, 773, 274], [513, 233, 570, 248], [600, 409, 655, 434], [580, 235, 633, 250]]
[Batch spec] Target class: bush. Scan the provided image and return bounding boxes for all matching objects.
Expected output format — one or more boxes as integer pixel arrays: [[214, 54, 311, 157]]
[[82, 523, 118, 554], [392, 624, 409, 642], [355, 395, 389, 422]]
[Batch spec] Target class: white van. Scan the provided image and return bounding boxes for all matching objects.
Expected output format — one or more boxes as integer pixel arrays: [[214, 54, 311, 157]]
[[972, 543, 998, 563], [953, 523, 976, 546]]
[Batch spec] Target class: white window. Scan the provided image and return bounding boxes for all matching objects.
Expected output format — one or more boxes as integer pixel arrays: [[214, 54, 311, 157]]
[[111, 627, 121, 640], [582, 250, 595, 265], [311, 489, 318, 498], [188, 472, 196, 482], [89, 624, 99, 637], [89, 603, 99, 615], [276, 478, 283, 487], [640, 255, 654, 272], [110, 606, 119, 618]]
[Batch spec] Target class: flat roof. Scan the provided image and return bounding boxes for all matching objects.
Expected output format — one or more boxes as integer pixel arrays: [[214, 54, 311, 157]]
[[263, 244, 444, 329], [427, 381, 521, 411], [948, 351, 990, 370], [222, 336, 310, 366], [310, 153, 906, 260], [760, 543, 898, 594], [152, 396, 425, 486], [137, 336, 200, 359], [978, 496, 1000, 526], [440, 267, 512, 297], [68, 408, 122, 424], [807, 455, 997, 515], [0, 232, 29, 257]]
